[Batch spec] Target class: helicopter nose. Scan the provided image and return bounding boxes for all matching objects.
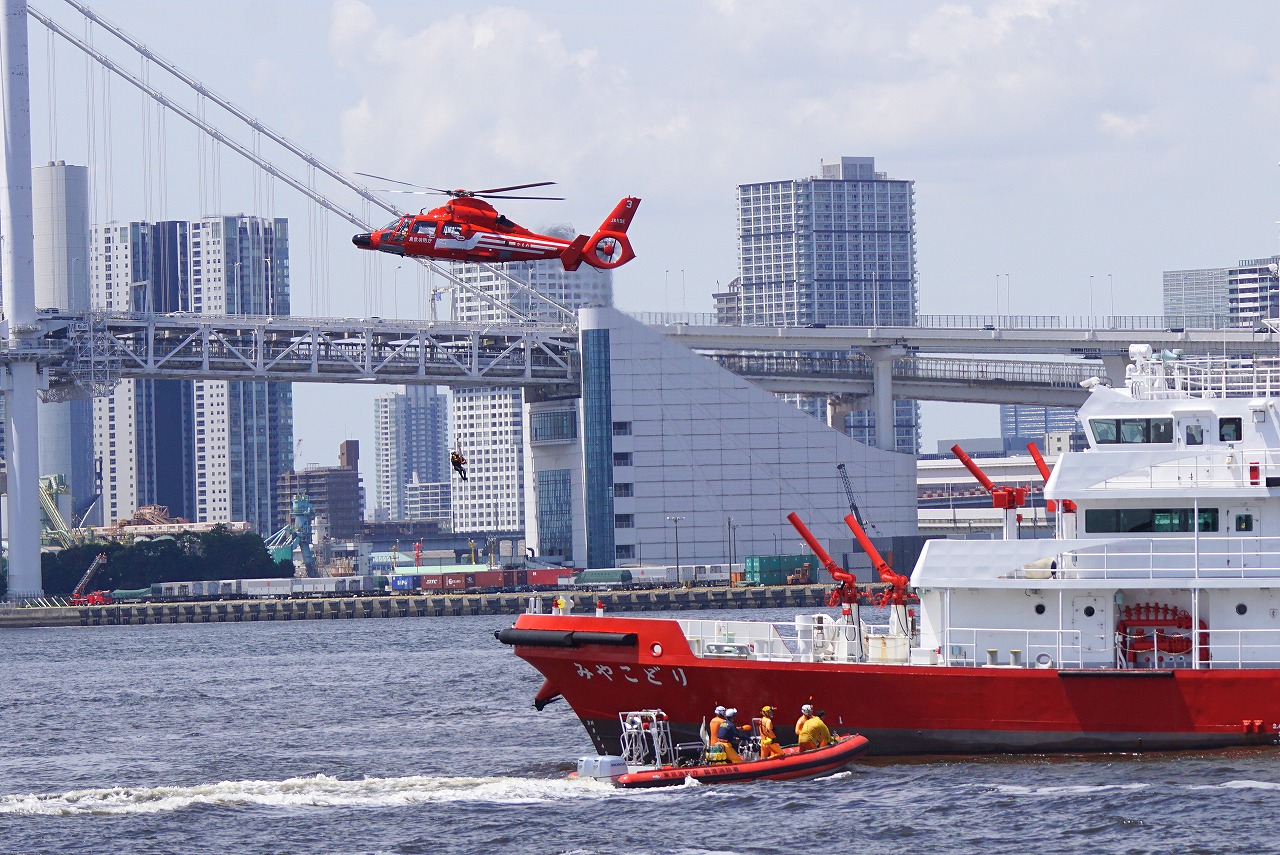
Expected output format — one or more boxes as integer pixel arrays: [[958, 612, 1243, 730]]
[[352, 233, 373, 248]]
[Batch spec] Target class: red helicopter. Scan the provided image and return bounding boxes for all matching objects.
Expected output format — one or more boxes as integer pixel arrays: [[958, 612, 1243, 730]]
[[352, 175, 640, 271]]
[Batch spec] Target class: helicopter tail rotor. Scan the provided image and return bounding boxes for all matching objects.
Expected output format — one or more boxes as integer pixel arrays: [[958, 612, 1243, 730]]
[[577, 197, 641, 270]]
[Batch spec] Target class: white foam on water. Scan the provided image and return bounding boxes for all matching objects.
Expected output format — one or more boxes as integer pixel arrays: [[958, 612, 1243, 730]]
[[0, 773, 620, 816], [1185, 780, 1280, 792], [991, 782, 1152, 797]]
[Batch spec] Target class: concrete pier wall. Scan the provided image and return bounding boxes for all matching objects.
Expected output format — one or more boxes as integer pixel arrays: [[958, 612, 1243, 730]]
[[0, 585, 833, 629]]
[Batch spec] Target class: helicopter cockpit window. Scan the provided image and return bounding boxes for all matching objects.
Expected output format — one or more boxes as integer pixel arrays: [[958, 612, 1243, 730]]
[[412, 220, 437, 237]]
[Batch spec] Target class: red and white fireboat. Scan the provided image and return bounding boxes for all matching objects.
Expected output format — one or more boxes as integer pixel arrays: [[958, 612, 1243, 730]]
[[572, 709, 869, 788], [500, 344, 1280, 756]]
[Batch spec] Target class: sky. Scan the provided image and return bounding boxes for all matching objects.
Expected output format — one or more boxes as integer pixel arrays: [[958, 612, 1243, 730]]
[[25, 0, 1280, 478]]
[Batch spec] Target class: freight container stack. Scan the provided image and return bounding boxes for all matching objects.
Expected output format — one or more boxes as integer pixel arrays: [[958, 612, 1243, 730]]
[[745, 554, 818, 586]]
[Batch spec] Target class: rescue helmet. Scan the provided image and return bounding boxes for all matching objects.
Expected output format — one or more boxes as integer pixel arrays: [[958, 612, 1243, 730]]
[[714, 705, 726, 716], [725, 707, 738, 719], [761, 705, 774, 715], [801, 703, 814, 715]]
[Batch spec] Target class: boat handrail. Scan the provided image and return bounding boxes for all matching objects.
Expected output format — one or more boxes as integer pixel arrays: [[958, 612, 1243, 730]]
[[940, 624, 1280, 669], [1128, 352, 1280, 400], [941, 627, 1087, 669], [984, 535, 1280, 582]]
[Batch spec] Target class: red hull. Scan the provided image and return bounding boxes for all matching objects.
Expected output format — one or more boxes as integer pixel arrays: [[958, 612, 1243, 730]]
[[500, 614, 1280, 757], [614, 735, 869, 788]]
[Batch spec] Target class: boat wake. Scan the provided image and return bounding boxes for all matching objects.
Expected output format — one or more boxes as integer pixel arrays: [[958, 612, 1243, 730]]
[[992, 782, 1152, 797], [0, 773, 618, 816]]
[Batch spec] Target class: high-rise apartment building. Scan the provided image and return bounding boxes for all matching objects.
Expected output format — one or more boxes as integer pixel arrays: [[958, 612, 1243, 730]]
[[736, 156, 919, 452], [92, 215, 293, 532], [451, 229, 612, 534], [33, 162, 96, 523], [277, 440, 363, 540], [999, 405, 1079, 450], [373, 385, 450, 520], [1164, 256, 1279, 327]]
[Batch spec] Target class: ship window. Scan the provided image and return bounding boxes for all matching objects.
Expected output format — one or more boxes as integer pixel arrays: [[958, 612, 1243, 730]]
[[1090, 418, 1173, 444], [1085, 507, 1205, 533], [1185, 423, 1204, 446], [1235, 513, 1254, 532], [1083, 605, 1096, 617], [1220, 418, 1243, 442], [1034, 603, 1046, 615], [1236, 603, 1248, 615]]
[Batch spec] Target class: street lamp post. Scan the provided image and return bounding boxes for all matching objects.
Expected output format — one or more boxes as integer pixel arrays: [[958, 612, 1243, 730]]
[[667, 516, 685, 583]]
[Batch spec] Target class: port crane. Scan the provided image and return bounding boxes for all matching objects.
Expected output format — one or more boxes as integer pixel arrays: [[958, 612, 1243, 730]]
[[835, 463, 868, 529], [264, 495, 318, 577], [69, 553, 111, 606]]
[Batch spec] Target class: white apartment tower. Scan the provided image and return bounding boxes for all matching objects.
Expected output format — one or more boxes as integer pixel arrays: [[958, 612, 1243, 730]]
[[91, 215, 293, 532], [736, 156, 919, 452], [1164, 256, 1280, 327], [451, 227, 612, 534], [374, 385, 450, 520]]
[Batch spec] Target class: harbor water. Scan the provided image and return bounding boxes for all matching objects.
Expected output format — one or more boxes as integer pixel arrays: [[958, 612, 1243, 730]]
[[2, 606, 1279, 854]]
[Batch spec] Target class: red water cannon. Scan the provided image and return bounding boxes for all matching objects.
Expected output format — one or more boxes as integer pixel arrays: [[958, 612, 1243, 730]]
[[950, 444, 1027, 510], [1026, 443, 1076, 514], [842, 513, 910, 607], [786, 512, 859, 607]]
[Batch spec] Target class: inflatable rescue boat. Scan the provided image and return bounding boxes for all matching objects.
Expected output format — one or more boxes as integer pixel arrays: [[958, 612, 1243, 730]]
[[573, 709, 870, 788]]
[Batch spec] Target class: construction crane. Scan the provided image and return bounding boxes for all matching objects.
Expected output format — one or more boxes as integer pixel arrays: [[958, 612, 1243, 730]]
[[264, 494, 318, 577], [836, 463, 872, 531], [69, 553, 111, 606]]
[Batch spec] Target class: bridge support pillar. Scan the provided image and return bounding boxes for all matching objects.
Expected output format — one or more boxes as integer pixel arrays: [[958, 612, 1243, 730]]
[[0, 0, 42, 600], [865, 346, 905, 451]]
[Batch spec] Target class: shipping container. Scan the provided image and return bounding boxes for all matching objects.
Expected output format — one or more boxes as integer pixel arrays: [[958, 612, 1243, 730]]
[[746, 554, 817, 585], [692, 565, 729, 585], [471, 569, 506, 591], [630, 566, 678, 586], [390, 575, 416, 591], [244, 578, 292, 598], [574, 568, 633, 588], [526, 568, 573, 588], [444, 573, 476, 590], [420, 573, 444, 590]]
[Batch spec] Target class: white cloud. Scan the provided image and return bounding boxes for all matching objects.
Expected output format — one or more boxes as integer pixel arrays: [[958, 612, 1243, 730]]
[[1097, 111, 1152, 141]]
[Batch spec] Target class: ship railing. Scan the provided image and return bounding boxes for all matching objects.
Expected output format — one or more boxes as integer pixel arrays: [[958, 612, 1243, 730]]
[[1129, 354, 1280, 400], [677, 617, 807, 661], [1201, 628, 1280, 669], [941, 627, 1088, 669], [1005, 536, 1280, 581], [677, 616, 870, 663]]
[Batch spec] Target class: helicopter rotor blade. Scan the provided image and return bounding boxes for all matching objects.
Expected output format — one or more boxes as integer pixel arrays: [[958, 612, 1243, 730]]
[[473, 193, 565, 201], [355, 171, 428, 190], [472, 181, 558, 195]]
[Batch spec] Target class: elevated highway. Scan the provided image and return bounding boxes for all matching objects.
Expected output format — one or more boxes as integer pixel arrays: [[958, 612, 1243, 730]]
[[645, 312, 1280, 357], [14, 311, 1269, 411]]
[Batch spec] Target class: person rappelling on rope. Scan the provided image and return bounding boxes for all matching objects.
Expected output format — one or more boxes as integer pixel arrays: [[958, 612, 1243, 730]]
[[450, 443, 468, 480]]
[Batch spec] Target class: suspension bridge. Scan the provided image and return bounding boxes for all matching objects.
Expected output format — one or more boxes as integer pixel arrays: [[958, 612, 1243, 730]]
[[0, 0, 1269, 600]]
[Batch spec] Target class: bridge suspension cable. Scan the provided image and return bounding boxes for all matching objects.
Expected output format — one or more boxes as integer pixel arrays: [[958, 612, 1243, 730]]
[[33, 0, 578, 325]]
